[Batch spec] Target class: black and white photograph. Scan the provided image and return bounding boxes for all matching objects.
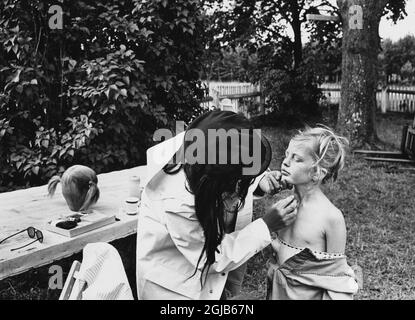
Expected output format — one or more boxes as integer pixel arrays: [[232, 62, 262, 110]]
[[0, 0, 414, 304]]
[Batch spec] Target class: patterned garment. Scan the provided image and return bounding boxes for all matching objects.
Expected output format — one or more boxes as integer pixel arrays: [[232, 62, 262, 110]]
[[267, 242, 358, 300], [74, 242, 134, 300]]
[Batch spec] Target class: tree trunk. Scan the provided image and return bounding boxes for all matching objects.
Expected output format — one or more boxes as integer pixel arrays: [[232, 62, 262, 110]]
[[336, 0, 386, 148], [291, 2, 303, 70]]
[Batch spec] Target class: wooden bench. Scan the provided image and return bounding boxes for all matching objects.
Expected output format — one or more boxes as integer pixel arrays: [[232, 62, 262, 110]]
[[402, 125, 415, 160], [354, 115, 415, 165], [0, 165, 146, 281]]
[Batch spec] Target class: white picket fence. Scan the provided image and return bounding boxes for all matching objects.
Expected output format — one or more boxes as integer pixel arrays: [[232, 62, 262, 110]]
[[320, 83, 415, 113], [199, 81, 415, 116], [200, 81, 262, 117]]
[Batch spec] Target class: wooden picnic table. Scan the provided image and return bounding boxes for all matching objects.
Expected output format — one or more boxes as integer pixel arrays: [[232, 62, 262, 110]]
[[0, 165, 146, 281]]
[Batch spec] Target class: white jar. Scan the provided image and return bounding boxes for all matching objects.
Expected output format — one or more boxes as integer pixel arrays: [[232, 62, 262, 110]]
[[129, 175, 141, 198]]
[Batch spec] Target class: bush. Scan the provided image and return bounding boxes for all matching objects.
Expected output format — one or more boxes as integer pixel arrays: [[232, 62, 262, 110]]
[[0, 0, 208, 190], [261, 65, 323, 122], [242, 39, 324, 126]]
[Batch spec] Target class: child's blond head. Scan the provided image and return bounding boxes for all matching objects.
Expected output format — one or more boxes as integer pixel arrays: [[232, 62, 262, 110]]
[[48, 165, 100, 212], [291, 125, 349, 184]]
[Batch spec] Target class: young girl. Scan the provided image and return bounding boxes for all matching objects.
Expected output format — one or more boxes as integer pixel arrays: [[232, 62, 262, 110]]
[[48, 165, 100, 212], [267, 126, 359, 300]]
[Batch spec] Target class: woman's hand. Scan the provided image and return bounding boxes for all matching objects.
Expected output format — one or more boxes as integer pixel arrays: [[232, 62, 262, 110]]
[[262, 195, 298, 233], [258, 170, 286, 195]]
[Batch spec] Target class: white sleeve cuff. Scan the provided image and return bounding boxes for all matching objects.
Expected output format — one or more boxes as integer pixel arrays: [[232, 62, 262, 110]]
[[253, 217, 272, 244]]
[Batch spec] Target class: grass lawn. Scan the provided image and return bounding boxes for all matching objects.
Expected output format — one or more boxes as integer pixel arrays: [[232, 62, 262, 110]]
[[1, 112, 414, 300], [241, 112, 415, 300]]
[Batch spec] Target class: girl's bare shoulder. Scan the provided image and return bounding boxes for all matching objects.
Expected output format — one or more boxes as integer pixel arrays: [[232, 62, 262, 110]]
[[323, 203, 346, 232], [314, 195, 345, 226]]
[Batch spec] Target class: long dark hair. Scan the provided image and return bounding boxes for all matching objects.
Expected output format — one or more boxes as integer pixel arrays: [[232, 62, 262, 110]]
[[162, 110, 270, 287], [164, 162, 254, 286]]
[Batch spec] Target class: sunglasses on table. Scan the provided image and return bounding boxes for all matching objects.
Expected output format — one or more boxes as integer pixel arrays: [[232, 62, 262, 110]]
[[0, 227, 44, 251]]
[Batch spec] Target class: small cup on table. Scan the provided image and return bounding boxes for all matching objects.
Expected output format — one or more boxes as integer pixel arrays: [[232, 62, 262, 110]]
[[125, 197, 140, 215]]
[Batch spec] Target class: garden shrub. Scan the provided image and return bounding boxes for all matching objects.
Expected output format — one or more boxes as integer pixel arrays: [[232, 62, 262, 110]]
[[0, 0, 207, 191]]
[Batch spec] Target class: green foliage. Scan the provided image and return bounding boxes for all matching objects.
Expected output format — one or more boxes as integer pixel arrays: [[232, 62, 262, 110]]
[[259, 63, 323, 121], [379, 35, 415, 84], [205, 0, 329, 120], [203, 0, 408, 122], [202, 46, 258, 82], [0, 0, 207, 190], [384, 0, 408, 22]]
